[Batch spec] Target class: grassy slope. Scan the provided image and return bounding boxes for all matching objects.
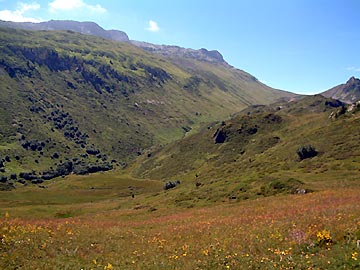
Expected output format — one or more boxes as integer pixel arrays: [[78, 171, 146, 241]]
[[131, 95, 360, 204], [0, 96, 359, 269], [0, 27, 291, 178]]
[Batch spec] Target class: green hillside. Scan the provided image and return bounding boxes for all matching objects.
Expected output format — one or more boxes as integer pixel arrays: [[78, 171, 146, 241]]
[[132, 95, 360, 204], [0, 27, 292, 185]]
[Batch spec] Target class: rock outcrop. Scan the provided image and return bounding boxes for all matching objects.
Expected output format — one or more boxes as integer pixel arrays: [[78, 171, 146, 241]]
[[322, 77, 360, 103]]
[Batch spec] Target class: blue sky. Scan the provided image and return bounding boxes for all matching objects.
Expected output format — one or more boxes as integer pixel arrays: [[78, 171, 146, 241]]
[[0, 0, 359, 94]]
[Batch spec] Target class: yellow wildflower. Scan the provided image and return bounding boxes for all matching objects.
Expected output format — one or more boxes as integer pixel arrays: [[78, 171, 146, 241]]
[[316, 229, 332, 246], [104, 263, 113, 269]]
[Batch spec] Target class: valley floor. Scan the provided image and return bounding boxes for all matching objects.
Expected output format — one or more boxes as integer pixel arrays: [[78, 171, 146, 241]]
[[0, 173, 359, 269]]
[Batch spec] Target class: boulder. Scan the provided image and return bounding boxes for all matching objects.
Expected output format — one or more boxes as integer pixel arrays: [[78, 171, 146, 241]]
[[164, 180, 181, 190], [213, 128, 227, 144], [297, 145, 318, 160]]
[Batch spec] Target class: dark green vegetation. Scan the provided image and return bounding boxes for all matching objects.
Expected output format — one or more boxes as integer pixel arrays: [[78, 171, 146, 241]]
[[0, 26, 292, 186]]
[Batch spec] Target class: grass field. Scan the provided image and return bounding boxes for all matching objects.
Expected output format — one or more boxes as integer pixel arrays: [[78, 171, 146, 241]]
[[0, 171, 359, 269]]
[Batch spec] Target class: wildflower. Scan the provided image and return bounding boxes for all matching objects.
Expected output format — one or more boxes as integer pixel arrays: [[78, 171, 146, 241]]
[[316, 230, 332, 246], [352, 252, 358, 261], [202, 249, 209, 256], [104, 263, 113, 269], [170, 254, 180, 260], [4, 212, 9, 219]]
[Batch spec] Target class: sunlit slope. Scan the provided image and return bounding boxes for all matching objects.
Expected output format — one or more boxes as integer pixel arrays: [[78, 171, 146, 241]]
[[0, 27, 291, 180], [132, 95, 360, 202]]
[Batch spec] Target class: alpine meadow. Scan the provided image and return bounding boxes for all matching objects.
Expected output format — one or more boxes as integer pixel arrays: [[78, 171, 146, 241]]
[[0, 18, 360, 270]]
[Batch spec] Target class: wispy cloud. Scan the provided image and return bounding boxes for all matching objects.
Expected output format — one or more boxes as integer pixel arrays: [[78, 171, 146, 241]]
[[0, 2, 42, 23], [49, 0, 106, 13], [146, 20, 160, 32], [346, 67, 360, 72]]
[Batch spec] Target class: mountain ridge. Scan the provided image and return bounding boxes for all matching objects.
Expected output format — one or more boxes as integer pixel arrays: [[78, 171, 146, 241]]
[[130, 40, 228, 65], [321, 76, 360, 103], [0, 19, 230, 66], [0, 19, 130, 42]]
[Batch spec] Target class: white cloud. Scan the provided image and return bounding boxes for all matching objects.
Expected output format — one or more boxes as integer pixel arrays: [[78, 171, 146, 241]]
[[19, 2, 40, 12], [146, 20, 160, 32], [0, 2, 42, 23], [49, 0, 106, 13]]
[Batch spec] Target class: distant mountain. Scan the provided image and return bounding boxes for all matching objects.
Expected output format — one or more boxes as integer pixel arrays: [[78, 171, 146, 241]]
[[1, 19, 229, 65], [131, 41, 227, 65], [0, 19, 130, 42], [322, 76, 360, 103]]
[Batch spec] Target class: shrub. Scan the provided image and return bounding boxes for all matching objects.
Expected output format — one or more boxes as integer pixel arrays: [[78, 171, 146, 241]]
[[86, 148, 100, 155], [19, 172, 37, 180], [0, 176, 8, 183], [297, 145, 318, 160]]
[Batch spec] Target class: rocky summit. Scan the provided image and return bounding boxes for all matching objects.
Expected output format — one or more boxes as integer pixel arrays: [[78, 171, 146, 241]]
[[322, 76, 360, 103]]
